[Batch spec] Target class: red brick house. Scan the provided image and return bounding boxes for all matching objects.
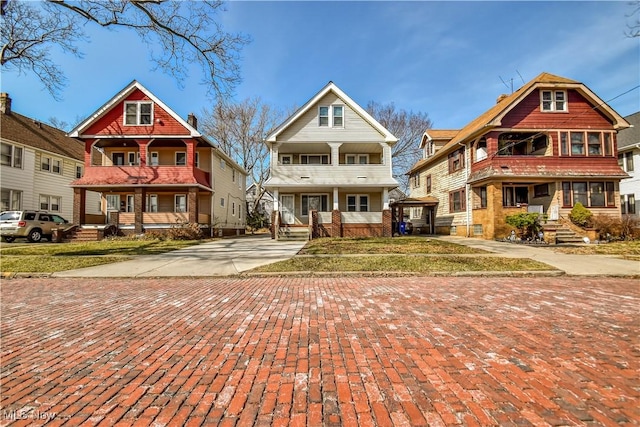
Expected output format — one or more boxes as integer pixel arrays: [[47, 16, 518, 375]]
[[408, 72, 630, 240], [69, 80, 246, 237]]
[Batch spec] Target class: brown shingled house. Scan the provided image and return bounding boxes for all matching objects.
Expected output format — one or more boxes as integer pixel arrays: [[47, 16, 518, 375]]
[[407, 73, 630, 242]]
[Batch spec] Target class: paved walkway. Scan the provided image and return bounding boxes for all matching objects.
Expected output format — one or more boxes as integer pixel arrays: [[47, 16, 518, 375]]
[[52, 235, 306, 278], [1, 276, 638, 426], [433, 235, 640, 277]]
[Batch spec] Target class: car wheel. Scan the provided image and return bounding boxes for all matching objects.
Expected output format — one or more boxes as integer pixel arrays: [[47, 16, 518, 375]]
[[27, 229, 43, 243], [2, 236, 15, 243]]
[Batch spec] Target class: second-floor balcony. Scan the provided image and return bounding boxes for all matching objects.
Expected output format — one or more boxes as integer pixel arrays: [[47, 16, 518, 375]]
[[75, 164, 211, 188], [268, 163, 397, 187]]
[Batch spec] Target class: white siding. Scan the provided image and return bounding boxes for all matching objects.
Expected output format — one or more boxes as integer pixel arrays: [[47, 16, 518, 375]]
[[278, 93, 385, 143]]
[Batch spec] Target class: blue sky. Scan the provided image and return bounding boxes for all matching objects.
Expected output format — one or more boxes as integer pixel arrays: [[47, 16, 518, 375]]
[[2, 1, 639, 132]]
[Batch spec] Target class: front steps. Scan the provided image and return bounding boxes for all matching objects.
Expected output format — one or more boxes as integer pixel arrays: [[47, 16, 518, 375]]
[[65, 227, 103, 242], [278, 226, 309, 241]]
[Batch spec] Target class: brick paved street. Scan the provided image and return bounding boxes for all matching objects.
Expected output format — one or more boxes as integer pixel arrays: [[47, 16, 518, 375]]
[[1, 277, 638, 426]]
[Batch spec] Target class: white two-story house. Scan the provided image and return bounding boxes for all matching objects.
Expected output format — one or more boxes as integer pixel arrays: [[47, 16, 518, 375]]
[[264, 82, 398, 239]]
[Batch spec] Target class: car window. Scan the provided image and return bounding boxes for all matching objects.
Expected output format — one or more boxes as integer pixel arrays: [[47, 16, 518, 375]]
[[39, 214, 50, 221], [0, 212, 20, 221], [25, 213, 36, 220], [51, 215, 66, 224]]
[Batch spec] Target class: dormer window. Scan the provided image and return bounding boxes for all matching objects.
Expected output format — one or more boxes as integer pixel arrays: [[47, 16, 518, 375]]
[[541, 90, 567, 112], [124, 101, 153, 125], [319, 105, 344, 128]]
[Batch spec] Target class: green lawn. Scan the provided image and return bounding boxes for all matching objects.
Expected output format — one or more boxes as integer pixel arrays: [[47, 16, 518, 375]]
[[0, 239, 203, 273]]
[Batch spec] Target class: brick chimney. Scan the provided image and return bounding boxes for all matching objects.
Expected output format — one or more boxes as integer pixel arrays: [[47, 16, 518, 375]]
[[1, 93, 11, 114], [187, 113, 197, 130]]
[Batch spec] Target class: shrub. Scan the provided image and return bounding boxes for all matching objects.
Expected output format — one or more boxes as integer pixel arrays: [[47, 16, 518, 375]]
[[590, 214, 621, 240], [620, 215, 640, 240], [168, 221, 204, 240], [569, 203, 593, 227], [505, 212, 541, 240]]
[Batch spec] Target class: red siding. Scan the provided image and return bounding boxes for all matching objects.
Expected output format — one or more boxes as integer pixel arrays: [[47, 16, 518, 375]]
[[84, 89, 190, 136], [501, 90, 614, 130]]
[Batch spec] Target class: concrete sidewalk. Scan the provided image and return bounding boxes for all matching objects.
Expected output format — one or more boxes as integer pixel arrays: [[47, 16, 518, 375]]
[[433, 235, 640, 276], [52, 235, 306, 278]]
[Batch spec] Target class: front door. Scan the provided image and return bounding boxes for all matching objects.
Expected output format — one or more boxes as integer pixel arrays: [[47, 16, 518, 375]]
[[280, 195, 295, 225]]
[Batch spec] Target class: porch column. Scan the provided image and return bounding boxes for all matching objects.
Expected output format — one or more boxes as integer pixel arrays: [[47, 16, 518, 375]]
[[73, 188, 86, 226], [381, 142, 393, 175], [332, 209, 342, 238], [382, 187, 390, 210], [134, 188, 145, 234], [273, 188, 279, 211], [271, 143, 280, 170], [328, 142, 342, 166], [383, 209, 392, 237], [333, 187, 339, 211], [188, 187, 198, 223]]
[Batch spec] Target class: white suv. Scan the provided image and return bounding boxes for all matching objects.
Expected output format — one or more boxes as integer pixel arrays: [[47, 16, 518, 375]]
[[0, 211, 69, 243]]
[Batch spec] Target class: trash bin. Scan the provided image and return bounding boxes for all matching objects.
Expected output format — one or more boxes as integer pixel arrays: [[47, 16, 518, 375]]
[[399, 222, 406, 235]]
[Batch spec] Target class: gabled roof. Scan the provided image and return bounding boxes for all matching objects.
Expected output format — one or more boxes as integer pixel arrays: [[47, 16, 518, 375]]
[[419, 129, 459, 148], [409, 72, 631, 174], [618, 111, 640, 150], [1, 110, 85, 161], [68, 80, 201, 138], [265, 81, 398, 144]]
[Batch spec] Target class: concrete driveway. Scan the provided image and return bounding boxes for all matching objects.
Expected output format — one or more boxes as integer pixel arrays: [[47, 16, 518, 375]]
[[52, 235, 306, 278]]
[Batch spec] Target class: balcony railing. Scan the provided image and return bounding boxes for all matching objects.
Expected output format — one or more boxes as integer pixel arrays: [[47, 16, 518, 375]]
[[269, 164, 395, 186]]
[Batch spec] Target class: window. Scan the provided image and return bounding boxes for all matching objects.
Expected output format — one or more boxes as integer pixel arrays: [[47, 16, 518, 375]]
[[346, 195, 368, 212], [76, 165, 83, 179], [175, 152, 187, 166], [147, 194, 158, 212], [411, 173, 420, 188], [502, 186, 528, 207], [410, 207, 422, 219], [449, 188, 466, 212], [541, 90, 567, 112], [562, 181, 617, 208], [126, 194, 135, 212], [333, 106, 343, 127], [479, 186, 487, 208], [106, 195, 120, 211], [232, 202, 236, 216], [48, 196, 60, 211], [534, 184, 549, 198], [300, 154, 329, 165], [621, 194, 636, 214], [475, 138, 487, 161], [587, 133, 602, 155], [426, 175, 432, 193], [149, 151, 159, 166], [345, 154, 368, 165], [560, 132, 569, 156], [175, 194, 187, 212], [619, 151, 634, 172], [232, 169, 236, 183], [319, 105, 344, 128], [280, 155, 292, 165], [220, 159, 226, 170], [319, 106, 329, 126], [41, 156, 50, 171], [112, 152, 125, 166], [52, 159, 61, 174], [448, 148, 465, 173], [570, 132, 585, 155], [128, 152, 140, 166], [1, 189, 22, 211], [195, 152, 200, 168], [604, 133, 612, 156], [301, 195, 328, 216], [124, 101, 153, 125], [1, 143, 23, 168], [220, 197, 225, 207]]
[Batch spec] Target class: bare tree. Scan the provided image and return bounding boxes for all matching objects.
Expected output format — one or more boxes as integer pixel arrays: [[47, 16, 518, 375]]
[[200, 98, 283, 213], [366, 101, 432, 192], [1, 0, 249, 100], [626, 0, 640, 37]]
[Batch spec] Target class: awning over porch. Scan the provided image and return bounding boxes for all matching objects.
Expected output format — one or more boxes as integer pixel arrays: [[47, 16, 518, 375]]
[[390, 196, 439, 208]]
